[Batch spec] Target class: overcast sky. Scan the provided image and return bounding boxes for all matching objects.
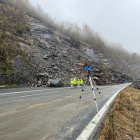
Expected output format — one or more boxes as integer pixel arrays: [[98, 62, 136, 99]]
[[30, 0, 140, 54]]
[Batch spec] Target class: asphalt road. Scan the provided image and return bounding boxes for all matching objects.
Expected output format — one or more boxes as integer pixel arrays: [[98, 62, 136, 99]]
[[0, 84, 128, 140]]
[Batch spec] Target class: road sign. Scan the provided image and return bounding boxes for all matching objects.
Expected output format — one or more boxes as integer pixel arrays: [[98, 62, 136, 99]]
[[84, 66, 93, 71]]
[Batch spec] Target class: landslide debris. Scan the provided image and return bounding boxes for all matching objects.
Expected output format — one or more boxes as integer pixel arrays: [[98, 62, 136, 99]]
[[0, 0, 136, 87]]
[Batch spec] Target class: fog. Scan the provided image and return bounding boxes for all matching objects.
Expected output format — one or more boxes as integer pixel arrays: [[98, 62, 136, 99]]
[[30, 0, 140, 54]]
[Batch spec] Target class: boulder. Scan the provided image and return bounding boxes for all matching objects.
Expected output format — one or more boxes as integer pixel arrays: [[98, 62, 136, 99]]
[[93, 76, 99, 81], [63, 54, 68, 57], [38, 72, 49, 77], [53, 66, 59, 70], [94, 68, 100, 72], [48, 78, 64, 87], [43, 55, 49, 59]]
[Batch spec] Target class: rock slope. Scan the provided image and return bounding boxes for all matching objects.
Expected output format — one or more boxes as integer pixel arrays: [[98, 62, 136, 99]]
[[0, 1, 133, 87], [23, 19, 132, 86]]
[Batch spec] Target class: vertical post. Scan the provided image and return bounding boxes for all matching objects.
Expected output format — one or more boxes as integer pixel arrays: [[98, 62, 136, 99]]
[[92, 79, 101, 95], [89, 76, 99, 114]]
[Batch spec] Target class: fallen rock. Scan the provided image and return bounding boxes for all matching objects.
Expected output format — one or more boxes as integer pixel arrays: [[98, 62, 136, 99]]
[[38, 72, 49, 77], [93, 76, 99, 81], [94, 68, 100, 72], [48, 78, 64, 87], [43, 55, 49, 59], [53, 66, 59, 70], [63, 54, 68, 57]]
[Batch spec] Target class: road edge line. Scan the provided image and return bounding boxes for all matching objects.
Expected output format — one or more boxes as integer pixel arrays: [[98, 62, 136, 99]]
[[76, 83, 132, 140], [0, 87, 71, 95]]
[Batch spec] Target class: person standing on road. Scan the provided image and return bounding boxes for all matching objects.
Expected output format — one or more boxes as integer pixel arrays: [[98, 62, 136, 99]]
[[73, 78, 77, 88], [70, 79, 73, 88], [77, 79, 81, 87], [80, 79, 84, 86]]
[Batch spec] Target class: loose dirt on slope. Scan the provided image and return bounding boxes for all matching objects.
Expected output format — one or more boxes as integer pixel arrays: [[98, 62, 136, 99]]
[[98, 87, 140, 140]]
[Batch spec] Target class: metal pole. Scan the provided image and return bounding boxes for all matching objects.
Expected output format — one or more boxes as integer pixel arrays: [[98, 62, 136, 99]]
[[89, 76, 99, 114], [92, 79, 101, 95]]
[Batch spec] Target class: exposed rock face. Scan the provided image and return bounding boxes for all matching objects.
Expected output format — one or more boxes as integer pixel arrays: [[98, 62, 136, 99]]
[[83, 47, 100, 63], [21, 19, 132, 86], [0, 18, 133, 87], [111, 71, 133, 84], [13, 55, 36, 86], [0, 1, 135, 87], [27, 19, 88, 86], [133, 80, 140, 89]]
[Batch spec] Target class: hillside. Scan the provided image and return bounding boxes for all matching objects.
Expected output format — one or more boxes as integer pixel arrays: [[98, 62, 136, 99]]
[[0, 0, 138, 87], [0, 0, 41, 86]]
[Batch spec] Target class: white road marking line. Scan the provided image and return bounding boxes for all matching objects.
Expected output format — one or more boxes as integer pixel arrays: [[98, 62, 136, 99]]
[[0, 92, 55, 104], [0, 95, 77, 118], [0, 87, 71, 96], [0, 86, 106, 96], [0, 86, 79, 103], [0, 91, 60, 102], [19, 92, 55, 98]]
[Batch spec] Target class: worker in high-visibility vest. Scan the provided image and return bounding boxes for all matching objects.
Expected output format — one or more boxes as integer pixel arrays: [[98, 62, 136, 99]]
[[70, 79, 73, 88], [73, 78, 77, 88], [80, 79, 84, 86], [77, 79, 81, 87]]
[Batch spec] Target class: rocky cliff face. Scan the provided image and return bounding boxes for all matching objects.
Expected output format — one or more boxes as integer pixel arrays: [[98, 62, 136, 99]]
[[17, 18, 131, 87], [0, 18, 133, 86], [0, 1, 133, 87], [27, 19, 101, 85]]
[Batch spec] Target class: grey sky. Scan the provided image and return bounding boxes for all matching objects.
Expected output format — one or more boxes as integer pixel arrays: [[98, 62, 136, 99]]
[[30, 0, 140, 53]]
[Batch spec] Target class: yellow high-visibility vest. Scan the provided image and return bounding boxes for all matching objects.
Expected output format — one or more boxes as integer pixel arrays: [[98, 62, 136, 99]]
[[77, 79, 81, 85], [73, 79, 77, 85], [80, 79, 84, 85], [70, 79, 73, 85]]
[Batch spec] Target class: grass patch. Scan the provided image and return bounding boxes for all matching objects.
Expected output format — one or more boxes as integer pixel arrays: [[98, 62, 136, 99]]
[[98, 87, 140, 140], [6, 84, 17, 88]]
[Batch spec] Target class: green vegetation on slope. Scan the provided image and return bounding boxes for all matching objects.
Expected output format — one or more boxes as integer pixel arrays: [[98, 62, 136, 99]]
[[0, 1, 34, 85], [0, 1, 29, 72]]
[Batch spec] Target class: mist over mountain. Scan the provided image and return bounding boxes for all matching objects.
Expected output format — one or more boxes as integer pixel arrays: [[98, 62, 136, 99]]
[[30, 0, 140, 54], [0, 0, 139, 87]]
